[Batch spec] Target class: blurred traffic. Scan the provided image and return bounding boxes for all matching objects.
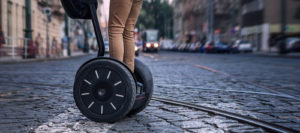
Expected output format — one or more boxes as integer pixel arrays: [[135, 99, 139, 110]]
[[159, 39, 255, 54], [1, 0, 300, 62]]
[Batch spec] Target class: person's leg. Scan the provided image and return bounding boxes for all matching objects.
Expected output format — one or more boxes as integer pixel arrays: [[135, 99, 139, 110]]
[[108, 0, 133, 62], [123, 0, 143, 72]]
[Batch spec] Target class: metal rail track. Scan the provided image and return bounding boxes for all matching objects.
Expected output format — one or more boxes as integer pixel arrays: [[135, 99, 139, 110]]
[[152, 97, 298, 133]]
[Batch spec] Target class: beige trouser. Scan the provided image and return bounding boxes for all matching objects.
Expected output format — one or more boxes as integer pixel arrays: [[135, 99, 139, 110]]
[[109, 0, 142, 72]]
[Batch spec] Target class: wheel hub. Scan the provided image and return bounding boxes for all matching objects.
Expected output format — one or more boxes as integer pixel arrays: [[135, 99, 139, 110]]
[[92, 81, 114, 102], [98, 89, 106, 96]]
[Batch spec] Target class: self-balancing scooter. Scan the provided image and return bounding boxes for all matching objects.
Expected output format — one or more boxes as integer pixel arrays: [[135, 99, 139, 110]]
[[61, 0, 153, 122]]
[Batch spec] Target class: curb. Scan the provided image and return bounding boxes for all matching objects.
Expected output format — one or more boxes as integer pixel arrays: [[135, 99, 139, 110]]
[[251, 53, 300, 59], [0, 53, 91, 65]]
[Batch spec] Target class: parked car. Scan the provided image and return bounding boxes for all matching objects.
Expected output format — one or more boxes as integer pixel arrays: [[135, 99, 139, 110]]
[[199, 43, 206, 53], [160, 39, 173, 50], [204, 41, 213, 53], [213, 41, 231, 53], [184, 43, 192, 51], [173, 41, 182, 51], [232, 40, 253, 53], [178, 43, 187, 51], [285, 37, 300, 53], [189, 42, 202, 52]]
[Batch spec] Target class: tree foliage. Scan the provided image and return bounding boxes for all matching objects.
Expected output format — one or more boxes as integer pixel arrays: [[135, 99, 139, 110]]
[[136, 0, 173, 38]]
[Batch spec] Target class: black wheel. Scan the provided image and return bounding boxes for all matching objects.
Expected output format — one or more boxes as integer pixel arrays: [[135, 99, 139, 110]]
[[128, 59, 153, 115], [74, 58, 136, 122]]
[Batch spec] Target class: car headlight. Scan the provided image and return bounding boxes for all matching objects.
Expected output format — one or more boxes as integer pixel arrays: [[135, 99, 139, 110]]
[[146, 43, 151, 48], [154, 43, 159, 48]]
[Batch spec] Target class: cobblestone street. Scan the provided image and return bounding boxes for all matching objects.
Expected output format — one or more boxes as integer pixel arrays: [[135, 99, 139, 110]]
[[0, 51, 299, 132]]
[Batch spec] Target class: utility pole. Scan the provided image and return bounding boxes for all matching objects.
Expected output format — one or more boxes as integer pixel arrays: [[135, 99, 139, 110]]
[[25, 0, 33, 39], [46, 15, 50, 58], [281, 0, 286, 34], [65, 15, 71, 56], [0, 0, 2, 30], [43, 7, 51, 58], [206, 0, 214, 43], [232, 0, 237, 28], [24, 0, 33, 59], [206, 0, 209, 41], [279, 0, 287, 54], [232, 0, 237, 42], [210, 0, 214, 43]]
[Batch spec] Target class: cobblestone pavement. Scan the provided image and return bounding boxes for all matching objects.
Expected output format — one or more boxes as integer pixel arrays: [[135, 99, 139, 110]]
[[0, 51, 299, 132]]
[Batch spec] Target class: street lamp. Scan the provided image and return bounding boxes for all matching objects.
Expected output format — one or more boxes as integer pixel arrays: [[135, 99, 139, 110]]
[[43, 7, 51, 58]]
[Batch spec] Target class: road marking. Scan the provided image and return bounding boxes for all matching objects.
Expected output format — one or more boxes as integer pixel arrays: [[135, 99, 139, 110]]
[[101, 105, 103, 115], [84, 79, 92, 85], [116, 94, 124, 98], [107, 71, 111, 79], [193, 64, 223, 74], [114, 81, 122, 86], [110, 102, 116, 110], [88, 101, 94, 109], [95, 70, 99, 79], [81, 93, 90, 96], [142, 53, 154, 59], [0, 88, 30, 97]]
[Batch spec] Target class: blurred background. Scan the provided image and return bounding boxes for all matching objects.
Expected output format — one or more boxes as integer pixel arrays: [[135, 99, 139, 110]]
[[0, 0, 300, 61], [0, 0, 300, 132]]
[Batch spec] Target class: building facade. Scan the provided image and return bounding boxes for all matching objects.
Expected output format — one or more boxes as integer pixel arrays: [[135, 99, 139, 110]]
[[172, 0, 206, 43], [172, 0, 241, 43], [214, 0, 241, 43], [172, 0, 183, 39], [0, 0, 65, 57], [241, 0, 300, 52]]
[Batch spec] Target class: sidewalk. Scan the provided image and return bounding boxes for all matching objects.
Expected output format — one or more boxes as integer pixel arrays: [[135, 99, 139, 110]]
[[0, 51, 89, 64], [252, 52, 300, 59]]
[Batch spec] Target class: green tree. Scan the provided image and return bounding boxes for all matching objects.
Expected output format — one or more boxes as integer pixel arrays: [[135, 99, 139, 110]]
[[136, 0, 173, 38]]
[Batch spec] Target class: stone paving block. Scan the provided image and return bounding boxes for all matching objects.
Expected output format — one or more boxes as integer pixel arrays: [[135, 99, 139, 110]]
[[188, 127, 225, 133], [1, 53, 299, 132], [172, 120, 207, 129]]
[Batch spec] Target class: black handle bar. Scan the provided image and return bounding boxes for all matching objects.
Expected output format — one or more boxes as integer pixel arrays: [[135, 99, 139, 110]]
[[88, 3, 105, 57]]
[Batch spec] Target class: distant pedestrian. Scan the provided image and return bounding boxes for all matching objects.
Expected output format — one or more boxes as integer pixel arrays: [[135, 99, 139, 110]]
[[0, 29, 5, 49], [52, 37, 58, 56], [0, 29, 5, 56], [35, 33, 44, 56], [61, 37, 68, 56]]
